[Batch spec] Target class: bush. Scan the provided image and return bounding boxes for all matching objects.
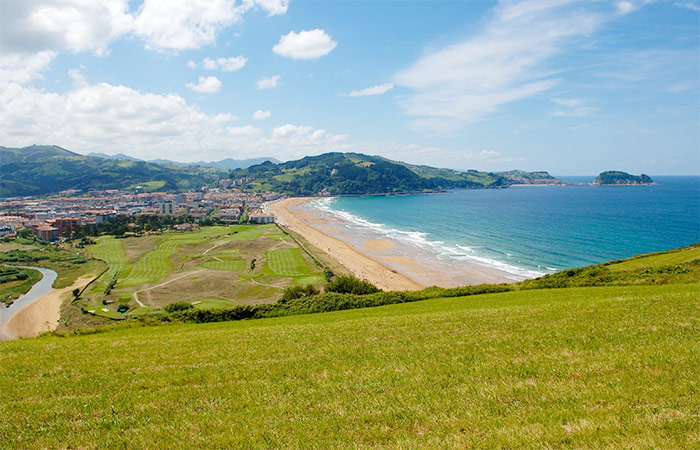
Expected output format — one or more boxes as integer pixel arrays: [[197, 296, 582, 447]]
[[325, 275, 381, 295], [323, 268, 335, 282], [164, 302, 193, 313], [280, 284, 320, 303]]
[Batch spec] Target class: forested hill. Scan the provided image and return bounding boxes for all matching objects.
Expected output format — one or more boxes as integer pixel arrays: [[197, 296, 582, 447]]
[[228, 153, 508, 195], [593, 171, 655, 186], [0, 145, 224, 197], [0, 146, 564, 197]]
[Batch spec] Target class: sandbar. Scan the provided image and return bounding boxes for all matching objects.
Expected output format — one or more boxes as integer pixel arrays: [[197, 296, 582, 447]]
[[4, 276, 93, 340]]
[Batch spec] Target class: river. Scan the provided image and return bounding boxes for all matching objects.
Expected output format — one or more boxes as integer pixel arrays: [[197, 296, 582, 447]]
[[0, 267, 57, 340]]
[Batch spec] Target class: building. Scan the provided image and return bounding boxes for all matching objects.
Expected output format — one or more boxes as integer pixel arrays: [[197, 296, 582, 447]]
[[248, 213, 275, 224], [54, 217, 80, 236], [35, 226, 59, 242], [158, 201, 175, 215]]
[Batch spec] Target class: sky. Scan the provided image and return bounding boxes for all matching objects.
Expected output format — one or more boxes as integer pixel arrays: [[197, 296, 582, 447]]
[[0, 0, 698, 175]]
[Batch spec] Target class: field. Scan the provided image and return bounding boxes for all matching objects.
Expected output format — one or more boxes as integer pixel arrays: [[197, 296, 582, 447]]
[[0, 281, 697, 448], [79, 225, 324, 322]]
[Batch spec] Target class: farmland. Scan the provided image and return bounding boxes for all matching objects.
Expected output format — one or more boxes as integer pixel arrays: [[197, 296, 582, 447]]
[[76, 225, 325, 323]]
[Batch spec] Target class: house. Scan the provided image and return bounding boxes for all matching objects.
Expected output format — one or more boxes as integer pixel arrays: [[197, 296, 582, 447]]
[[248, 213, 275, 224]]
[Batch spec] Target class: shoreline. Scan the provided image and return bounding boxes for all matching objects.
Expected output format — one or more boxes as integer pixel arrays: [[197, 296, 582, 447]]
[[267, 197, 520, 290], [268, 198, 426, 291], [2, 276, 93, 341]]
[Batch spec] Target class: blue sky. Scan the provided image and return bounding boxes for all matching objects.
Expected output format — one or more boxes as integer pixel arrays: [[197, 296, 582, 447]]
[[0, 0, 698, 175]]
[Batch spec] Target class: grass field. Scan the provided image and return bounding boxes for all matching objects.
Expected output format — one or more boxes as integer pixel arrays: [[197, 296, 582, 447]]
[[0, 282, 697, 448], [78, 225, 324, 322]]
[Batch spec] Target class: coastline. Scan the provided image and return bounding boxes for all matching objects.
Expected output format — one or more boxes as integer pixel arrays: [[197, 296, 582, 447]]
[[268, 198, 425, 291], [267, 197, 520, 290], [2, 276, 93, 340]]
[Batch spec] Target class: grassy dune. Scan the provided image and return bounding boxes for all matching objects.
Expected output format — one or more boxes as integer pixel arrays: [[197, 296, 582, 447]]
[[1, 282, 698, 448]]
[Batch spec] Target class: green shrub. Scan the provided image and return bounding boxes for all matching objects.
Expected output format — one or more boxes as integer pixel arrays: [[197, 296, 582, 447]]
[[280, 284, 320, 303], [164, 302, 194, 313], [325, 275, 381, 295]]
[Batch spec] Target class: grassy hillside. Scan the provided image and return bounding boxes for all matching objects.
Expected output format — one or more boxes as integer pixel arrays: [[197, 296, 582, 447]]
[[0, 283, 697, 448], [0, 245, 698, 448], [0, 145, 223, 197], [230, 152, 508, 195]]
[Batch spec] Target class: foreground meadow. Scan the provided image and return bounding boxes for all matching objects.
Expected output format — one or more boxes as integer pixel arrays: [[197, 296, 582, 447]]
[[1, 282, 698, 449]]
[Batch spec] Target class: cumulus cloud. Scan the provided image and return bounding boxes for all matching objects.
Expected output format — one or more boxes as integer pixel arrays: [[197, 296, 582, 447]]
[[256, 75, 281, 89], [0, 0, 289, 62], [253, 110, 271, 120], [202, 56, 247, 71], [0, 51, 55, 85], [394, 0, 609, 130], [186, 75, 222, 93], [343, 83, 394, 97], [273, 29, 337, 60], [616, 1, 638, 14], [0, 81, 347, 161]]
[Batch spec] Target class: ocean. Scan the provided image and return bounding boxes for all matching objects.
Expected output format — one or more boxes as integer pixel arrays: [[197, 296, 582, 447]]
[[309, 176, 700, 280]]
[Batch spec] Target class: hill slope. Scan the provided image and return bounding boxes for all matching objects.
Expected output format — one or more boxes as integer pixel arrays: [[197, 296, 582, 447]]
[[0, 247, 697, 448], [593, 171, 655, 185], [230, 152, 509, 195], [0, 145, 224, 197]]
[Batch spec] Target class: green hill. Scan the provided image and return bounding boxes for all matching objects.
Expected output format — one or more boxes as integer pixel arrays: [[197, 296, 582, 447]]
[[1, 146, 564, 197], [0, 145, 224, 197], [593, 171, 654, 185], [0, 247, 697, 448], [230, 152, 508, 195]]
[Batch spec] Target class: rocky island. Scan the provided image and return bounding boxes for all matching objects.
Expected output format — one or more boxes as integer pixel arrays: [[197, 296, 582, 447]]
[[593, 171, 655, 186]]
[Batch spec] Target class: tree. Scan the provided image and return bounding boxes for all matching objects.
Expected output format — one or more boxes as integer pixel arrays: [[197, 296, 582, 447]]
[[72, 288, 80, 299]]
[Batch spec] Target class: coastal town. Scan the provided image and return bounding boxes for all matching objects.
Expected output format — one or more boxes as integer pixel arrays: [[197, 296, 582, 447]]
[[0, 186, 283, 242]]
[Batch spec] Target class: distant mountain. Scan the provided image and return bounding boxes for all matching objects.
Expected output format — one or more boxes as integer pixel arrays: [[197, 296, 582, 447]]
[[228, 152, 509, 196], [87, 152, 141, 161], [87, 152, 280, 170], [593, 171, 655, 186], [0, 145, 224, 197]]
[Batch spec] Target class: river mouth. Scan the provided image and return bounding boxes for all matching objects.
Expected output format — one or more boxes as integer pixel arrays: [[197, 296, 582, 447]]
[[0, 266, 57, 340]]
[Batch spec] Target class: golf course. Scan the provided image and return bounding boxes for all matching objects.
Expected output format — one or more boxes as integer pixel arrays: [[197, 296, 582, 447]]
[[80, 225, 325, 320]]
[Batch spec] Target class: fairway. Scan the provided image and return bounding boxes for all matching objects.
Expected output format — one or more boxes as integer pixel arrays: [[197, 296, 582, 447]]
[[77, 225, 324, 320], [264, 248, 308, 277], [1, 283, 697, 448]]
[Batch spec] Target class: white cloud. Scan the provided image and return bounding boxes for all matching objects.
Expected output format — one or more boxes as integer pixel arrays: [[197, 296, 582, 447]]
[[227, 125, 261, 135], [616, 1, 638, 14], [0, 0, 288, 60], [187, 60, 197, 69], [674, 1, 700, 11], [0, 81, 348, 162], [256, 75, 281, 89], [343, 83, 394, 97], [202, 56, 247, 71], [394, 0, 607, 130], [68, 68, 87, 87], [0, 0, 133, 56], [186, 75, 222, 93], [273, 29, 337, 60], [253, 110, 271, 120], [0, 51, 55, 85]]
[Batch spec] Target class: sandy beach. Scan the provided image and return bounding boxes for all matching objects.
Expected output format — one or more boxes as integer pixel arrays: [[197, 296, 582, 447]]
[[268, 197, 519, 290], [3, 276, 93, 340], [269, 198, 426, 291]]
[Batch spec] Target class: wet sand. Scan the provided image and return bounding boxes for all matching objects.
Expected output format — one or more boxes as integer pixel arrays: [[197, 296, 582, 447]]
[[3, 276, 93, 340], [268, 197, 519, 290], [269, 198, 425, 291]]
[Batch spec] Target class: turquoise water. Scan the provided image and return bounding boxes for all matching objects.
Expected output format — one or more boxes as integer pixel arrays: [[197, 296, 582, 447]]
[[315, 176, 700, 277]]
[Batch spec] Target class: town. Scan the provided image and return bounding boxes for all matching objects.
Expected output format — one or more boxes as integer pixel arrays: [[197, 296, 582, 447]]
[[0, 186, 283, 241]]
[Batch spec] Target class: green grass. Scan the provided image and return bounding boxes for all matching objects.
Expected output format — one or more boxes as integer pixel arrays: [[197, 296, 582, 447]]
[[88, 236, 126, 288], [200, 257, 244, 272], [0, 283, 697, 448], [606, 244, 700, 271], [0, 266, 42, 306], [264, 248, 308, 277]]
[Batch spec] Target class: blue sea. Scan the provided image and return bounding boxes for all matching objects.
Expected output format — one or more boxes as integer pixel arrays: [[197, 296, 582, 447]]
[[311, 176, 700, 279]]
